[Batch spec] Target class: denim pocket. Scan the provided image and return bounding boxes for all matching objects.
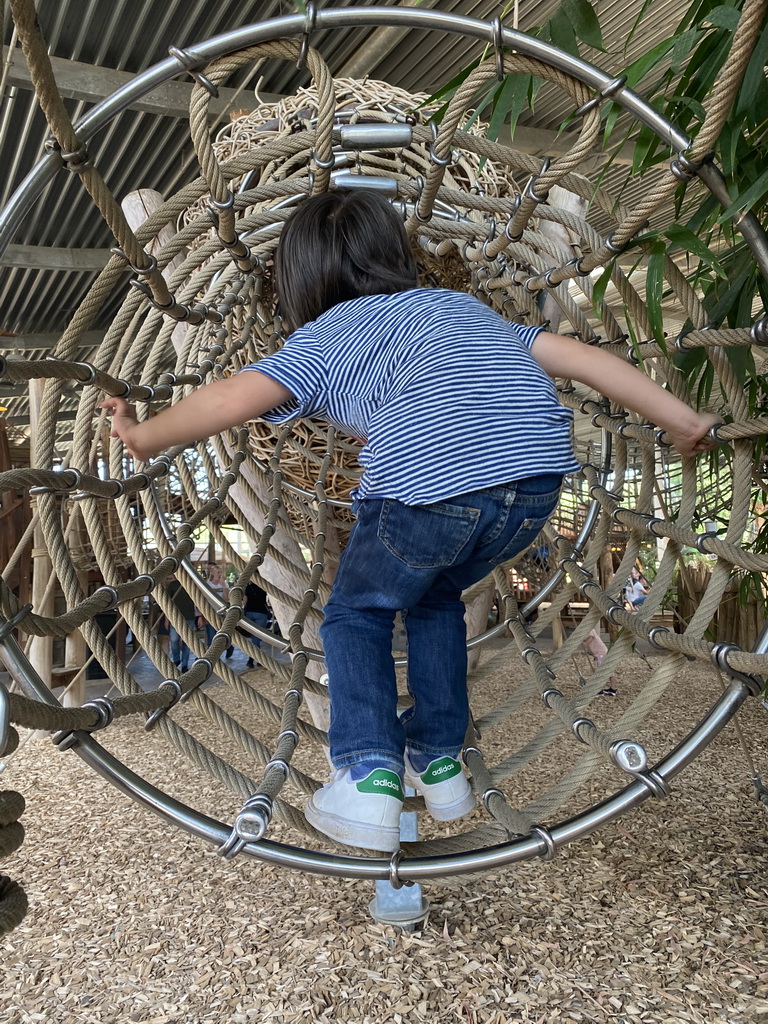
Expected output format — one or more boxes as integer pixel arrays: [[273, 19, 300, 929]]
[[491, 490, 561, 565], [378, 499, 481, 569]]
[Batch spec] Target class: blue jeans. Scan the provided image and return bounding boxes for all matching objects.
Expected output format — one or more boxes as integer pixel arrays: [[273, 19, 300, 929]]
[[319, 474, 562, 775], [169, 618, 197, 671], [245, 610, 270, 647]]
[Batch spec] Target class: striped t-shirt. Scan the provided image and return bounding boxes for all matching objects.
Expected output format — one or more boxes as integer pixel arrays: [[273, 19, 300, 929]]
[[243, 288, 578, 505]]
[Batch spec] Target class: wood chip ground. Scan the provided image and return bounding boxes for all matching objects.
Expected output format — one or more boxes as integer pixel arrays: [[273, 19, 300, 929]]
[[2, 653, 767, 1024]]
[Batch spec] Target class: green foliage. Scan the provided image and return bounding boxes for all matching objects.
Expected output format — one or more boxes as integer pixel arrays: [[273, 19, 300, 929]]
[[421, 0, 607, 142]]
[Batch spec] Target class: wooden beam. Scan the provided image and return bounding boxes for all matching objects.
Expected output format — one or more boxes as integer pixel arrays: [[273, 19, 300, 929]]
[[0, 330, 106, 351], [0, 244, 110, 271], [2, 45, 282, 121]]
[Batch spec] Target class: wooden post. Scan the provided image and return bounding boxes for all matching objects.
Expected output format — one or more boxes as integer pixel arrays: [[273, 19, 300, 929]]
[[121, 189, 187, 353], [465, 581, 495, 674], [539, 185, 589, 333], [27, 378, 54, 691], [62, 566, 88, 707]]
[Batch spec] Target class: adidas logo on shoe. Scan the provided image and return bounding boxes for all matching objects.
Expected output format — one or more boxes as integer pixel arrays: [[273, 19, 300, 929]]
[[305, 767, 403, 851], [404, 754, 476, 822]]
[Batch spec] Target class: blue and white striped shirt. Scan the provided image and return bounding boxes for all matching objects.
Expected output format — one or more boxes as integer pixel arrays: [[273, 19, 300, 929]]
[[244, 288, 578, 505]]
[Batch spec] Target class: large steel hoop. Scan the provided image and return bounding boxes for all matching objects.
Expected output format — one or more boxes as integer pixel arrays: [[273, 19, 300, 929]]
[[0, 6, 766, 270], [3, 6, 767, 882], [0, 624, 754, 881]]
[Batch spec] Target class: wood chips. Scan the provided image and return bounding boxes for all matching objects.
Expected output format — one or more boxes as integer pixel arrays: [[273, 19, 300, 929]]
[[1, 656, 767, 1024]]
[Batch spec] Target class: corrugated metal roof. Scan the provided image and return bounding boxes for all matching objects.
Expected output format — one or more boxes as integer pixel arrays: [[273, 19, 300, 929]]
[[0, 0, 695, 438]]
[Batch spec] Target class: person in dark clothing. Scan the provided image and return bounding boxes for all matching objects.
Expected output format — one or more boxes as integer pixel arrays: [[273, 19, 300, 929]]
[[166, 576, 197, 672], [244, 580, 271, 668]]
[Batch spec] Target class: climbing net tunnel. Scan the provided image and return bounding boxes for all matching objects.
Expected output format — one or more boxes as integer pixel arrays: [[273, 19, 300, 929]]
[[1, 3, 768, 930]]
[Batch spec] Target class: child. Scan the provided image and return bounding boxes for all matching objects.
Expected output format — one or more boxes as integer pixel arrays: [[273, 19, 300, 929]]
[[102, 188, 720, 852]]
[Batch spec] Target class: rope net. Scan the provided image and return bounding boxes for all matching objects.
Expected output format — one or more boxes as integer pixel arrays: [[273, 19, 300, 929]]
[[1, 4, 767, 926]]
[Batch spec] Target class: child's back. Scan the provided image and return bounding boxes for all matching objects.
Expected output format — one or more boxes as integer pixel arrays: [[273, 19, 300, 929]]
[[249, 287, 578, 505]]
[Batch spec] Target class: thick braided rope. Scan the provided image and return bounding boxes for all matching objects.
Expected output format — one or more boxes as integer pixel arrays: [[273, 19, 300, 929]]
[[3, 50, 767, 867]]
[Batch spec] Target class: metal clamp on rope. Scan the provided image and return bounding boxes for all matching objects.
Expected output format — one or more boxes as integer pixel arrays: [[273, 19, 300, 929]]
[[45, 137, 92, 173], [53, 697, 116, 751], [277, 728, 299, 748], [632, 769, 670, 799], [751, 317, 768, 346], [144, 680, 182, 731], [297, 2, 317, 68], [571, 718, 593, 744], [263, 758, 290, 781], [670, 148, 712, 182], [312, 148, 336, 170], [73, 476, 124, 502], [178, 659, 214, 705], [169, 45, 219, 97], [0, 681, 10, 756], [110, 246, 157, 277], [540, 687, 563, 708], [235, 794, 274, 843], [69, 360, 98, 384], [133, 573, 155, 595], [388, 849, 415, 889], [111, 378, 133, 398], [647, 625, 671, 651], [491, 16, 506, 81], [602, 232, 628, 256], [93, 585, 120, 611], [462, 745, 482, 767], [530, 824, 557, 861], [606, 603, 626, 625], [218, 793, 274, 859], [573, 75, 627, 119], [578, 578, 601, 598], [0, 604, 33, 642], [711, 642, 764, 697], [522, 157, 551, 205], [481, 787, 504, 813], [609, 739, 648, 774], [338, 122, 413, 151], [564, 253, 590, 276], [695, 529, 718, 554], [428, 120, 452, 167], [30, 467, 84, 496]]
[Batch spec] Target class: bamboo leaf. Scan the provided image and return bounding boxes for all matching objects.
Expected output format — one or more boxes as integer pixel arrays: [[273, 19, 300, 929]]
[[560, 0, 605, 50], [505, 74, 536, 140], [736, 20, 768, 118], [725, 344, 755, 387], [645, 241, 667, 344], [670, 26, 706, 74], [622, 37, 677, 87], [716, 166, 768, 222], [590, 263, 614, 318], [547, 13, 580, 57], [664, 224, 727, 278], [419, 57, 482, 110], [623, 0, 659, 54], [695, 357, 715, 406], [702, 4, 742, 29], [487, 77, 516, 142]]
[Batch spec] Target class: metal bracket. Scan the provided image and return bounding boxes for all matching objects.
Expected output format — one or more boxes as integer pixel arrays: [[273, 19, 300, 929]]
[[169, 45, 219, 97], [0, 604, 33, 642]]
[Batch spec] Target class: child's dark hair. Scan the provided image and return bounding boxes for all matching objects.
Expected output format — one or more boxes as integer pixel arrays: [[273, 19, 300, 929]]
[[274, 188, 418, 333]]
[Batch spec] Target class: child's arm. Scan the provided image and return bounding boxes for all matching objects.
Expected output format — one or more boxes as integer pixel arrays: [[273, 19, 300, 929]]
[[101, 372, 293, 462], [530, 332, 721, 458]]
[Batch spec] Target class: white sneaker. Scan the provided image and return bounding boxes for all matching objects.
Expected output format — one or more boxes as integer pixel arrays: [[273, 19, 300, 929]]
[[404, 754, 476, 822], [305, 767, 404, 852]]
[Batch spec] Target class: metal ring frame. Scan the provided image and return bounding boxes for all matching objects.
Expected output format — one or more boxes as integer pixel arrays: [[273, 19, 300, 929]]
[[1, 6, 767, 882], [1, 603, 739, 889]]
